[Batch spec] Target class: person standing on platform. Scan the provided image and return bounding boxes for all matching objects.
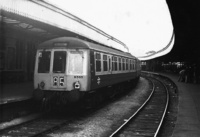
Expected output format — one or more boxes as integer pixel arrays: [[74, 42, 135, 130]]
[[178, 68, 186, 82], [193, 64, 197, 84], [185, 66, 190, 83]]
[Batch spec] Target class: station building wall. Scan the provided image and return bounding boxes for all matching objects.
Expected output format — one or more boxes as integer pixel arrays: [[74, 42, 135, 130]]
[[0, 32, 38, 83]]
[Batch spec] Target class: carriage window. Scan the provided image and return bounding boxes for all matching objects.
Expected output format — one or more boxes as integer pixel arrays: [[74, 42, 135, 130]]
[[112, 56, 114, 71], [130, 59, 132, 70], [95, 53, 101, 72], [133, 60, 135, 70], [109, 57, 111, 71], [68, 51, 84, 74], [112, 56, 118, 71], [38, 51, 51, 73], [103, 55, 108, 71], [118, 58, 121, 71], [114, 57, 118, 71], [131, 60, 134, 70], [53, 51, 66, 73], [122, 58, 125, 71], [126, 59, 128, 70]]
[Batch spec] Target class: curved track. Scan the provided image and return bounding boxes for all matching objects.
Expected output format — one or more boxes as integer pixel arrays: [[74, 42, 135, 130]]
[[109, 77, 169, 137], [0, 76, 171, 137]]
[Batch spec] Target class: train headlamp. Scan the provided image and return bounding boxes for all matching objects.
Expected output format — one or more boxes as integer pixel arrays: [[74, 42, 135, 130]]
[[40, 81, 45, 89], [74, 81, 81, 89]]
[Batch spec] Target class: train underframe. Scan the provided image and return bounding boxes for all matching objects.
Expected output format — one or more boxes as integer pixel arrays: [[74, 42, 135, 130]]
[[33, 77, 140, 111]]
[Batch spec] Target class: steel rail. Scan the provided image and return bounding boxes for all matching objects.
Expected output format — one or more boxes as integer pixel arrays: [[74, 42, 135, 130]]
[[109, 77, 155, 137], [109, 77, 169, 137], [154, 78, 169, 137]]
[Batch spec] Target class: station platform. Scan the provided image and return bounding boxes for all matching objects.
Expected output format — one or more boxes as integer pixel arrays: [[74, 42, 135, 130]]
[[0, 82, 33, 105], [158, 72, 200, 137]]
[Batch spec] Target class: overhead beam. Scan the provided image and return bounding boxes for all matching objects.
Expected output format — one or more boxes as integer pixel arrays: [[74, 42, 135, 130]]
[[0, 0, 128, 51]]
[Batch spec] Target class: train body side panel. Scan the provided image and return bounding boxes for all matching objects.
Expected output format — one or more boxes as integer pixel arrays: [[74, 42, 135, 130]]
[[89, 49, 139, 91], [90, 72, 137, 90]]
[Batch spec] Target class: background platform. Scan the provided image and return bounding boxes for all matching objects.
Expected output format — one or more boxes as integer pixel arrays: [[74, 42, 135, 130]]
[[158, 72, 200, 137], [0, 82, 33, 105]]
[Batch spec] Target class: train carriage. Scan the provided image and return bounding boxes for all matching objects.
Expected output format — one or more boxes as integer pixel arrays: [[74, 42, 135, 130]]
[[33, 37, 141, 105]]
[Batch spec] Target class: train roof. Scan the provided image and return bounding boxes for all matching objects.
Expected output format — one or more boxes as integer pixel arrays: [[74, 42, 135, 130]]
[[38, 37, 137, 59]]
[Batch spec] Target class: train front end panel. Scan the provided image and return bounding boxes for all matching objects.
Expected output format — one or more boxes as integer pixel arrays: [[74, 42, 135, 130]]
[[34, 49, 90, 92]]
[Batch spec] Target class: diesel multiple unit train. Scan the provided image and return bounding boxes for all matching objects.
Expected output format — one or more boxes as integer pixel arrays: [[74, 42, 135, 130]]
[[33, 37, 141, 106]]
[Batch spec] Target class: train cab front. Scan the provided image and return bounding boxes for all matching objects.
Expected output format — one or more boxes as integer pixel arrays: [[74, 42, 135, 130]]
[[33, 47, 89, 106]]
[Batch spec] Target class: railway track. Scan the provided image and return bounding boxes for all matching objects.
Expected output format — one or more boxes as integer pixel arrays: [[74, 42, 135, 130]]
[[0, 79, 150, 137], [0, 76, 176, 137], [0, 117, 67, 137], [0, 100, 92, 137], [0, 99, 38, 123], [0, 109, 80, 137], [109, 77, 169, 137]]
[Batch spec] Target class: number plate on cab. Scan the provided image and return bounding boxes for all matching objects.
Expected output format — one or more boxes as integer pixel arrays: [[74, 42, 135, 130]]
[[53, 76, 64, 87]]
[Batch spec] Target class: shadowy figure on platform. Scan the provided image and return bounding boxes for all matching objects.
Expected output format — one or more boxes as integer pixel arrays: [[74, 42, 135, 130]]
[[178, 68, 186, 82], [184, 67, 189, 83], [192, 64, 198, 84]]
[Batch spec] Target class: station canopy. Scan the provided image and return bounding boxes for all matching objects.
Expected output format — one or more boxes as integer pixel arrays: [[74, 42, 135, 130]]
[[0, 0, 174, 60]]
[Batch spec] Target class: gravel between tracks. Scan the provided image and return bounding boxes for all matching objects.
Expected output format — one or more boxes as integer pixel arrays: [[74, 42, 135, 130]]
[[47, 77, 150, 137]]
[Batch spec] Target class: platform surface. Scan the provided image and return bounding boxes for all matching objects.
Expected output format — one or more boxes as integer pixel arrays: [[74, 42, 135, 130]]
[[158, 72, 200, 137], [0, 82, 33, 105]]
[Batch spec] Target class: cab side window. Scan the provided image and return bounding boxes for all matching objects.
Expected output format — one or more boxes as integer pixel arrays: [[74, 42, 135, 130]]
[[38, 51, 51, 73]]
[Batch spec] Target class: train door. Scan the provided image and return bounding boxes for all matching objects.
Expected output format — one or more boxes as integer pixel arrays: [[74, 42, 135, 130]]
[[90, 50, 95, 89], [51, 50, 67, 89], [66, 49, 89, 91]]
